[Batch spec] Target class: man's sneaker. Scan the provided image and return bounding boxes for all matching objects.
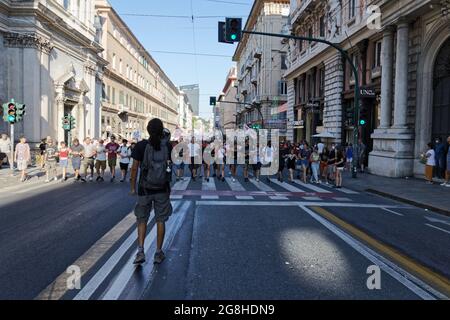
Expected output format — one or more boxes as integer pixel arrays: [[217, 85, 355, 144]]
[[96, 176, 101, 182], [89, 176, 93, 182], [256, 178, 260, 182], [221, 177, 225, 182], [153, 251, 165, 264], [133, 252, 146, 265], [446, 183, 450, 187], [245, 178, 249, 182], [81, 178, 87, 183], [110, 177, 115, 183], [441, 182, 447, 186]]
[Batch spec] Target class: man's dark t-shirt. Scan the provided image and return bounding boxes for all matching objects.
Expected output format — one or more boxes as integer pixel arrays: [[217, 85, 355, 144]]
[[131, 139, 173, 196], [328, 149, 337, 165]]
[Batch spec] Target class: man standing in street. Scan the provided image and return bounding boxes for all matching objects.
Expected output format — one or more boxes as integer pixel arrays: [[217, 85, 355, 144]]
[[43, 137, 58, 183], [70, 138, 84, 181], [81, 137, 96, 182], [188, 136, 200, 181], [105, 135, 120, 182], [130, 118, 173, 265], [0, 133, 11, 169]]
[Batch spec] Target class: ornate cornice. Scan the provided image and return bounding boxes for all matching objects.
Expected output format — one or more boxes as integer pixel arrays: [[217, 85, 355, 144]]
[[3, 32, 53, 53]]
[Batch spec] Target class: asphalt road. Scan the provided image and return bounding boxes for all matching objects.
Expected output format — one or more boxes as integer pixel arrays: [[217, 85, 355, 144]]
[[0, 169, 449, 300]]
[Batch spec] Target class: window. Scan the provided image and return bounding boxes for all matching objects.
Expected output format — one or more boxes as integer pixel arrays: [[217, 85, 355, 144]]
[[281, 53, 287, 70], [102, 83, 106, 101], [63, 0, 70, 10], [373, 40, 382, 68], [119, 91, 124, 105], [112, 54, 116, 70], [119, 59, 123, 74], [319, 68, 325, 97], [278, 81, 287, 95], [126, 65, 130, 79], [308, 27, 313, 45], [112, 87, 116, 104], [319, 15, 326, 38], [349, 0, 356, 19], [107, 85, 111, 102]]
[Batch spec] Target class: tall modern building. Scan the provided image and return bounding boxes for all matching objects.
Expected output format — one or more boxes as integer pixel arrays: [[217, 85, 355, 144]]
[[179, 84, 200, 116]]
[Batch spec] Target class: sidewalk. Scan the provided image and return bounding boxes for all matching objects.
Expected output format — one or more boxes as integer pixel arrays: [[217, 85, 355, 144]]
[[342, 171, 450, 216], [0, 166, 47, 188]]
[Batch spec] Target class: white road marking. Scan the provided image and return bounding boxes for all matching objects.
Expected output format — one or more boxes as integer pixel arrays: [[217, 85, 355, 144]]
[[381, 208, 405, 217], [293, 179, 332, 193], [249, 179, 288, 200], [337, 187, 359, 195], [225, 178, 254, 200], [74, 201, 182, 300], [172, 178, 191, 191], [101, 201, 191, 300], [302, 196, 322, 201], [425, 224, 450, 235], [270, 178, 306, 193], [299, 205, 442, 300], [425, 216, 450, 227], [333, 197, 353, 202], [201, 178, 218, 199]]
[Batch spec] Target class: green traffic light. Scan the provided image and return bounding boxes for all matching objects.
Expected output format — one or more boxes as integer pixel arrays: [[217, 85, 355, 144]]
[[8, 115, 15, 122], [359, 119, 366, 125], [231, 34, 237, 40]]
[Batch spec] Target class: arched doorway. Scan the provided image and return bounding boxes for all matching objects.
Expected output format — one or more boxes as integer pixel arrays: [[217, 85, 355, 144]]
[[432, 38, 450, 141]]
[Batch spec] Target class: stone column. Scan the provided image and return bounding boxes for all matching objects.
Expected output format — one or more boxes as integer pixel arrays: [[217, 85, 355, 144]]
[[380, 26, 394, 129], [392, 21, 409, 129], [55, 85, 65, 143]]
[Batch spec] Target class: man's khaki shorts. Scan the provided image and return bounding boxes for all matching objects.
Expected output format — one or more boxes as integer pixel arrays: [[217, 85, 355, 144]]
[[134, 192, 172, 224]]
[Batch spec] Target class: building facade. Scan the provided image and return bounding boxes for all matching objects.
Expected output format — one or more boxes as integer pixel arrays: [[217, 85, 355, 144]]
[[178, 89, 194, 132], [233, 0, 290, 139], [179, 84, 200, 116], [95, 0, 179, 140], [0, 0, 106, 146], [286, 0, 450, 177], [217, 66, 238, 131]]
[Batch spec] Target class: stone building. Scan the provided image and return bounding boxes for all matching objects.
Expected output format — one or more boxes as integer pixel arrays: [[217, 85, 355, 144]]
[[233, 0, 290, 138], [0, 0, 106, 146], [286, 0, 450, 177], [95, 0, 179, 141], [178, 89, 194, 132], [217, 66, 238, 131]]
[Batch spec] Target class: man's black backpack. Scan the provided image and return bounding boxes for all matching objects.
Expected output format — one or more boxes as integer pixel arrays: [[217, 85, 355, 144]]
[[140, 138, 171, 190]]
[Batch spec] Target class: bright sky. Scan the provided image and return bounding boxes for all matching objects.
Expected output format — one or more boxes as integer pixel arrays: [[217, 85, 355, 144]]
[[108, 0, 253, 120]]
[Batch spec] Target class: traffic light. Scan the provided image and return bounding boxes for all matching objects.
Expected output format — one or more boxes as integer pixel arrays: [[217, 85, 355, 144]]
[[70, 115, 76, 130], [62, 116, 71, 131], [218, 22, 232, 44], [15, 103, 26, 122], [6, 102, 17, 124], [210, 96, 217, 106], [359, 105, 369, 126], [225, 18, 242, 42]]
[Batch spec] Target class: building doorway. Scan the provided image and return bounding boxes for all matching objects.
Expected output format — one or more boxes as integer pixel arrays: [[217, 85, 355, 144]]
[[432, 38, 450, 142]]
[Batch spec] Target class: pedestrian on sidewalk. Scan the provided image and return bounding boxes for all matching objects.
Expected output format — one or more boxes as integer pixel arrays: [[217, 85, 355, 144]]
[[345, 143, 353, 171], [37, 138, 47, 170], [70, 138, 84, 181], [263, 140, 274, 183], [310, 147, 321, 184], [43, 138, 58, 183], [130, 118, 173, 265], [95, 139, 107, 182], [434, 137, 446, 179], [277, 142, 288, 182], [81, 137, 96, 182], [327, 144, 337, 184], [320, 147, 329, 184], [424, 142, 436, 184], [0, 133, 11, 169], [118, 139, 131, 183], [15, 136, 30, 182], [105, 136, 120, 182], [58, 141, 70, 182], [335, 146, 345, 188], [174, 137, 186, 182], [442, 136, 450, 187], [357, 139, 367, 173], [286, 148, 297, 182]]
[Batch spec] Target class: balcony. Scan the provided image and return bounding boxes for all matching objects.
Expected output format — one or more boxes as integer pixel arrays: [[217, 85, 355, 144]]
[[290, 0, 317, 25]]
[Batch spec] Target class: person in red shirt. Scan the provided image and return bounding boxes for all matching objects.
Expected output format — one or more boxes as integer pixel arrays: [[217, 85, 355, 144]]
[[105, 135, 120, 182], [58, 141, 70, 182]]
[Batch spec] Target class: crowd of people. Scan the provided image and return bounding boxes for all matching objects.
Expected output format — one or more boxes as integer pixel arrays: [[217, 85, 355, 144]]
[[169, 137, 369, 189]]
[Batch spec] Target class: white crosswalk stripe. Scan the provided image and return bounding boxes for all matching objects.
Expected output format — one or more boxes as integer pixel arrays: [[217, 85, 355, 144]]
[[269, 178, 306, 192], [170, 177, 191, 199], [201, 178, 219, 200], [225, 178, 254, 200], [249, 179, 288, 200], [293, 179, 332, 193]]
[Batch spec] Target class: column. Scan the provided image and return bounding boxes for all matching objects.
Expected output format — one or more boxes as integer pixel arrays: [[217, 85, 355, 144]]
[[380, 26, 394, 128], [393, 21, 409, 129]]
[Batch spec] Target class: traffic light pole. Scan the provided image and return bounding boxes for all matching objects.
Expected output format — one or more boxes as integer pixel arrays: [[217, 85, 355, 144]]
[[10, 123, 14, 173], [241, 30, 360, 178]]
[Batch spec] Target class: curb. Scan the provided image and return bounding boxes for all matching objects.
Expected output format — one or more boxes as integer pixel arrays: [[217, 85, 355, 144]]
[[366, 189, 450, 217]]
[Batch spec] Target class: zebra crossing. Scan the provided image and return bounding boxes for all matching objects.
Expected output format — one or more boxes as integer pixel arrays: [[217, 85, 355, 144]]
[[170, 176, 359, 202]]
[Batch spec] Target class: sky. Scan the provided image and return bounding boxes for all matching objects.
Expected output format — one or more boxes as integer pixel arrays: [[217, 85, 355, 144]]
[[108, 0, 254, 120]]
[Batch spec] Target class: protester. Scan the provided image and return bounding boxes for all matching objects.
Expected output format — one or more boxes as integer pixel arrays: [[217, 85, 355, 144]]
[[188, 136, 200, 181], [118, 139, 131, 183], [82, 137, 96, 182], [263, 140, 274, 183], [286, 148, 297, 182], [0, 133, 11, 168], [345, 143, 353, 171], [243, 138, 250, 183], [277, 143, 288, 182], [58, 141, 70, 182], [43, 137, 58, 183], [38, 138, 47, 169], [15, 136, 31, 182], [216, 143, 226, 182], [105, 135, 120, 182], [310, 147, 321, 184], [327, 144, 337, 184], [130, 118, 173, 265], [424, 142, 436, 184], [357, 139, 367, 173], [335, 146, 345, 188], [95, 139, 107, 182], [252, 145, 262, 182], [70, 138, 84, 181]]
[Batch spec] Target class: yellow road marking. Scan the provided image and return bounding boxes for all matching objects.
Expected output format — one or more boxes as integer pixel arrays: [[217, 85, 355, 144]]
[[310, 206, 450, 298]]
